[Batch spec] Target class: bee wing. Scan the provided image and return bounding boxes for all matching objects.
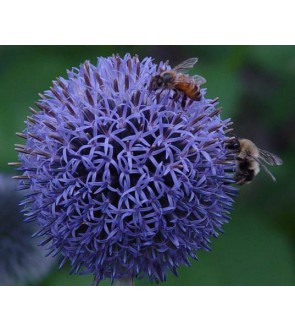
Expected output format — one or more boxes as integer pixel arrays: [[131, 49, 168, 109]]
[[258, 149, 283, 166], [173, 58, 199, 73], [191, 75, 206, 86], [250, 154, 277, 182], [173, 75, 206, 87]]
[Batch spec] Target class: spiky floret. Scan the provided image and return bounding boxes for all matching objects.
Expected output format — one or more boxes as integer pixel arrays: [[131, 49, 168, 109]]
[[13, 54, 237, 284]]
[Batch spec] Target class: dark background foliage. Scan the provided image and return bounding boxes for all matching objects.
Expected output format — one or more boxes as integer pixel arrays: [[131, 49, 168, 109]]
[[0, 45, 294, 286]]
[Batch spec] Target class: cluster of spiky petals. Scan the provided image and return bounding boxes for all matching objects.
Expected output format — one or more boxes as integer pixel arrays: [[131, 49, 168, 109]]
[[0, 174, 54, 285], [13, 54, 237, 284]]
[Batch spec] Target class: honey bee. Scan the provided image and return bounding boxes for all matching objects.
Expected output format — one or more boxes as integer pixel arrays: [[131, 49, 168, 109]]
[[227, 138, 283, 185], [149, 58, 206, 102]]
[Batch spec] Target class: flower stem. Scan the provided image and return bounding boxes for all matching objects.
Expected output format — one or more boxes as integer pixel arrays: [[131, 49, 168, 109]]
[[113, 277, 134, 286]]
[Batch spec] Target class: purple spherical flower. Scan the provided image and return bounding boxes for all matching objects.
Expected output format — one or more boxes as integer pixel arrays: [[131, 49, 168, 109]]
[[14, 54, 237, 284]]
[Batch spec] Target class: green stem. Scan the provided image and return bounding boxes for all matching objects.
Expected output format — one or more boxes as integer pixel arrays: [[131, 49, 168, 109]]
[[113, 277, 135, 286]]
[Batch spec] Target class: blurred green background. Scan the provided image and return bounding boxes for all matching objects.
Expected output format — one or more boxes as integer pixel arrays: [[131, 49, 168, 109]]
[[0, 45, 294, 286]]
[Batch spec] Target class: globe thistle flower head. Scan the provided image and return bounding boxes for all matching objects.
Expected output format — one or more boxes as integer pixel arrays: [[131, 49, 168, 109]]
[[0, 174, 54, 285], [14, 54, 237, 284]]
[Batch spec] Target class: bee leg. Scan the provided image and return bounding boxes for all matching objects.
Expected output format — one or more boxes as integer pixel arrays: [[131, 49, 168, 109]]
[[235, 170, 255, 185], [158, 87, 166, 97], [170, 89, 180, 101], [181, 94, 187, 108], [154, 87, 165, 103]]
